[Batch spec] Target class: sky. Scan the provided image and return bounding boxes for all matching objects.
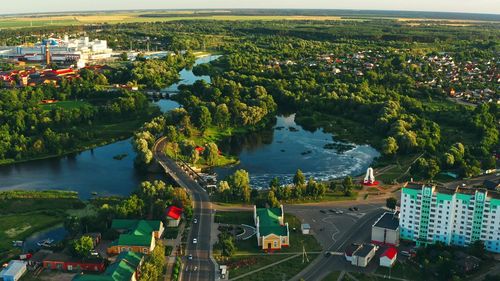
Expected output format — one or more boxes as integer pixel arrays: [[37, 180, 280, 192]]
[[3, 0, 500, 15]]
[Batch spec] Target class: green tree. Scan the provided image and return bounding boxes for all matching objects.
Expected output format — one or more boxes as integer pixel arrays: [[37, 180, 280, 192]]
[[386, 197, 398, 210], [193, 106, 212, 131], [72, 236, 94, 257], [342, 176, 354, 196], [228, 169, 251, 202], [382, 137, 399, 155], [293, 169, 306, 187], [214, 103, 231, 128], [267, 190, 280, 208], [203, 142, 219, 166]]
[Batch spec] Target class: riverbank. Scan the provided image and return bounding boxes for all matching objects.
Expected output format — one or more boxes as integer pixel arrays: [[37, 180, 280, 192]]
[[0, 190, 85, 262], [0, 105, 159, 166]]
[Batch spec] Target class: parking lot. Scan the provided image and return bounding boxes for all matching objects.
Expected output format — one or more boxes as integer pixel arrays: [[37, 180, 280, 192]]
[[286, 202, 384, 249]]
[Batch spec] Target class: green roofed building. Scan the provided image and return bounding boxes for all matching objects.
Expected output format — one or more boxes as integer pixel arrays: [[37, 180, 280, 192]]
[[107, 219, 164, 255], [73, 251, 144, 281], [253, 205, 290, 251]]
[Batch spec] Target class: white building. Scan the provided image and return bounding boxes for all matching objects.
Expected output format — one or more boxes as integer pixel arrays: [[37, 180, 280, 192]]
[[400, 182, 500, 253], [0, 36, 112, 66], [379, 247, 397, 268], [372, 212, 400, 246], [351, 244, 377, 267], [0, 260, 27, 281]]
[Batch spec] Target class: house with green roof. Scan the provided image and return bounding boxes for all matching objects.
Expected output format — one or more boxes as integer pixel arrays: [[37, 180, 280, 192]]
[[254, 205, 290, 251], [73, 251, 144, 281], [107, 219, 164, 255]]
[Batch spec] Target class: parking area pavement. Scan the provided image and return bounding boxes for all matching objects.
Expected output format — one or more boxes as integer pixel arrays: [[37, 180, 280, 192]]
[[286, 202, 383, 249]]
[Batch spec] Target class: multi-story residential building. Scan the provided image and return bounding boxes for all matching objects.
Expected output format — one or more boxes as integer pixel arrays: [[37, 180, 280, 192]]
[[400, 182, 500, 253]]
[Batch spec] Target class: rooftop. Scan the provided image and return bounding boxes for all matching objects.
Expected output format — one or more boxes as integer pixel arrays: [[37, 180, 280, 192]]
[[380, 247, 397, 259], [73, 251, 143, 281], [166, 206, 183, 220], [353, 244, 376, 258], [0, 260, 26, 277], [373, 212, 399, 230], [256, 207, 288, 237], [110, 219, 161, 248]]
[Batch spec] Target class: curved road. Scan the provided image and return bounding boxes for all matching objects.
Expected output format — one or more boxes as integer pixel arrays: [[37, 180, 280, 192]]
[[154, 137, 216, 281]]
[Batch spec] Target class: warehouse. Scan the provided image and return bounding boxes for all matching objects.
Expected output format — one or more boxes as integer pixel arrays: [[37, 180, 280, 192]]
[[371, 211, 400, 246]]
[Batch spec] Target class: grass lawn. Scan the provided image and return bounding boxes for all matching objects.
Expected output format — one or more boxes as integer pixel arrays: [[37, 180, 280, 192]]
[[375, 261, 425, 281], [281, 191, 358, 204], [227, 254, 319, 281], [323, 271, 341, 281], [164, 227, 180, 239], [214, 211, 254, 225], [40, 100, 90, 110], [0, 211, 65, 256]]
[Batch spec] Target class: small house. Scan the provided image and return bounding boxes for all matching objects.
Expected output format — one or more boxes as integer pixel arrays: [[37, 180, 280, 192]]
[[344, 244, 361, 262], [0, 260, 27, 281], [379, 247, 397, 267], [351, 244, 377, 267], [165, 206, 183, 227], [107, 219, 164, 255]]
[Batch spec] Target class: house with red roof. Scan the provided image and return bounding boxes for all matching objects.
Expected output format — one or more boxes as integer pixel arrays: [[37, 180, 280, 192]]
[[165, 206, 183, 227], [379, 247, 397, 268]]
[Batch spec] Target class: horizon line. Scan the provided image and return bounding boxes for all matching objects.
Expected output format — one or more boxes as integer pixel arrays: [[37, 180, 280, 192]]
[[1, 8, 499, 18]]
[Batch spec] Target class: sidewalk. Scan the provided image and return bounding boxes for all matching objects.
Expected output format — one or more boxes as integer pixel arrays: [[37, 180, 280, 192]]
[[164, 222, 186, 281]]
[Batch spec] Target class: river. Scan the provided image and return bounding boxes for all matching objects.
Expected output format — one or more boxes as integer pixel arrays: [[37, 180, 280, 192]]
[[214, 114, 379, 188], [0, 54, 379, 197]]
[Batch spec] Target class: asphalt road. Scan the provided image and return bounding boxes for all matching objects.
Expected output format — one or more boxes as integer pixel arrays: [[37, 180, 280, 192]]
[[290, 206, 386, 281], [154, 138, 216, 281]]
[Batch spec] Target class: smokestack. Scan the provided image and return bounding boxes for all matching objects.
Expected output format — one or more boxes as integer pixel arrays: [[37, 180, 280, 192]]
[[45, 42, 51, 66]]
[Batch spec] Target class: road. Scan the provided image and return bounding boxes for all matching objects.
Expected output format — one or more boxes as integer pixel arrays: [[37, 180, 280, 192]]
[[290, 207, 386, 281], [154, 137, 216, 281]]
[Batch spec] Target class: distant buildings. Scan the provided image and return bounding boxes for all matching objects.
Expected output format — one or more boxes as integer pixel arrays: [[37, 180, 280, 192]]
[[371, 212, 400, 246], [253, 205, 290, 251], [107, 219, 164, 255], [400, 182, 500, 253], [0, 35, 113, 68]]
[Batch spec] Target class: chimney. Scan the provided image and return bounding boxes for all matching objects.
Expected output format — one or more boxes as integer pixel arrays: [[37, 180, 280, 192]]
[[45, 42, 51, 66]]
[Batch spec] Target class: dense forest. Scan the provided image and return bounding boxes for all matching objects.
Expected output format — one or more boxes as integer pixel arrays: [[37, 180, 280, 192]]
[[1, 18, 498, 179]]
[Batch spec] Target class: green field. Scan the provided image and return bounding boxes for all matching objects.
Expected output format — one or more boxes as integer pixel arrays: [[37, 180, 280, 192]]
[[40, 100, 90, 110], [0, 13, 357, 29], [214, 211, 254, 225]]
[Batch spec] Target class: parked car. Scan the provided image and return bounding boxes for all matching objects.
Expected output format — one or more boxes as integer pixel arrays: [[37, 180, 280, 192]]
[[353, 207, 359, 211], [324, 252, 332, 257], [193, 238, 197, 244], [193, 218, 198, 224], [329, 209, 336, 213], [188, 254, 193, 260]]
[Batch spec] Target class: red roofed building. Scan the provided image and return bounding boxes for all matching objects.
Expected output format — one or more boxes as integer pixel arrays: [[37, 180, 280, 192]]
[[379, 247, 397, 268], [166, 206, 183, 227]]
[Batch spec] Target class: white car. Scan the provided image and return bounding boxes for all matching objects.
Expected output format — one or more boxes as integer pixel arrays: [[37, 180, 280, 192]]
[[193, 219, 198, 224], [193, 238, 197, 244]]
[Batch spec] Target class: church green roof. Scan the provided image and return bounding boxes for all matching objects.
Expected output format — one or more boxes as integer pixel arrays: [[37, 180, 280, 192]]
[[256, 208, 288, 236], [73, 252, 143, 281]]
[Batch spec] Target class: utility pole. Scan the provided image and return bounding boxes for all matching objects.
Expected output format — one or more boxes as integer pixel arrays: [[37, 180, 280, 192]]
[[302, 242, 309, 264]]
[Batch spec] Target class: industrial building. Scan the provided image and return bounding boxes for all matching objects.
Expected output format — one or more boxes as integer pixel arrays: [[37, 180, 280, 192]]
[[0, 35, 112, 68], [400, 182, 500, 253], [0, 260, 27, 281], [371, 212, 400, 246]]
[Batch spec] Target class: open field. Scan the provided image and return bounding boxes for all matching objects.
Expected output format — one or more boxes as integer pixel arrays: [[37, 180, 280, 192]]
[[1, 11, 497, 29], [40, 100, 90, 110]]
